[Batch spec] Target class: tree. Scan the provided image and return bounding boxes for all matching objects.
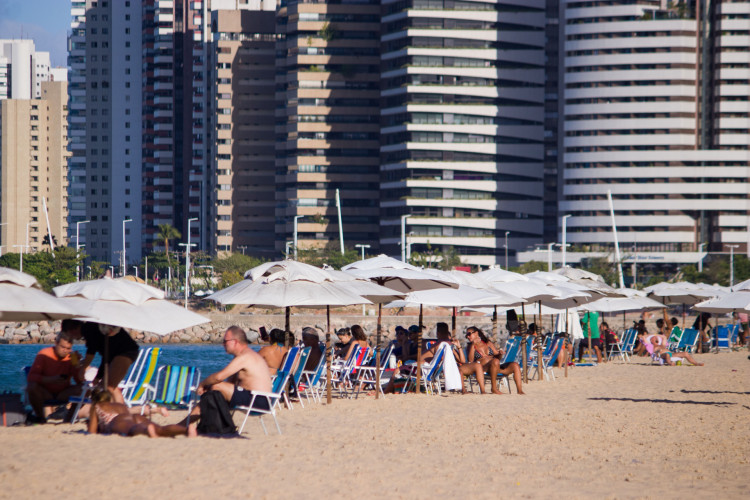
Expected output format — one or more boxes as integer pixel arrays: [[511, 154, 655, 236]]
[[410, 243, 462, 270], [296, 245, 360, 269], [211, 253, 264, 276], [511, 260, 547, 274], [156, 224, 181, 268], [0, 247, 80, 291]]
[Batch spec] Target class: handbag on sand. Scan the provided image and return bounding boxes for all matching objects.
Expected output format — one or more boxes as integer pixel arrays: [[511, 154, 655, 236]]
[[0, 392, 25, 427]]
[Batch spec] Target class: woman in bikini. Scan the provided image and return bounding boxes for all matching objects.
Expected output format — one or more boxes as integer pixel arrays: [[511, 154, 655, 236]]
[[466, 326, 525, 395], [88, 388, 194, 438]]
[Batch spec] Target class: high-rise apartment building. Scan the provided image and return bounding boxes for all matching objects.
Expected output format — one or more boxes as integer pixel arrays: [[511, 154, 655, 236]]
[[0, 81, 69, 252], [67, 0, 143, 267], [379, 0, 546, 267], [0, 40, 51, 101], [211, 6, 278, 255], [275, 0, 382, 255], [69, 0, 215, 268], [561, 0, 750, 256]]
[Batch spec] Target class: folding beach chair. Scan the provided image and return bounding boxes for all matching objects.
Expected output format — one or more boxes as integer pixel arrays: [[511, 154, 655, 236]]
[[608, 328, 635, 362], [276, 346, 301, 409], [234, 368, 291, 436], [530, 337, 564, 382], [300, 347, 327, 404], [673, 328, 699, 353], [711, 326, 732, 352], [354, 343, 394, 398], [330, 345, 365, 398], [289, 347, 311, 408], [404, 343, 447, 395], [149, 365, 201, 424]]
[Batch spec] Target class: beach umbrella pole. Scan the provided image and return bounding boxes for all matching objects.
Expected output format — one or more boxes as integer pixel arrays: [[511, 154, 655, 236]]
[[415, 304, 423, 394], [285, 307, 291, 346], [375, 303, 382, 400], [452, 307, 457, 337], [326, 305, 332, 405], [564, 308, 569, 378], [521, 303, 528, 384], [492, 306, 497, 341], [537, 301, 543, 381]]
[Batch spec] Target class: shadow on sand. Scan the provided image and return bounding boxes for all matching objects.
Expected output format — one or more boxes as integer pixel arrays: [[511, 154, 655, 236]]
[[588, 397, 735, 407], [675, 389, 750, 396]]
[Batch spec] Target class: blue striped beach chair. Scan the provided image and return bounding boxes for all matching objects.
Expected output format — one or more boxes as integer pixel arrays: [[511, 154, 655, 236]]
[[150, 365, 201, 419]]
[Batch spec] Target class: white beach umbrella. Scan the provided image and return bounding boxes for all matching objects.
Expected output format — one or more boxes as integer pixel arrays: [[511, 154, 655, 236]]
[[693, 292, 750, 314], [54, 277, 211, 389], [342, 255, 459, 395], [0, 267, 83, 321], [53, 277, 211, 335], [643, 281, 722, 305], [207, 260, 386, 404]]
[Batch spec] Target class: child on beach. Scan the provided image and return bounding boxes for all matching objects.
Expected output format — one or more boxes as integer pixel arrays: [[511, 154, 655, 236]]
[[88, 388, 194, 438]]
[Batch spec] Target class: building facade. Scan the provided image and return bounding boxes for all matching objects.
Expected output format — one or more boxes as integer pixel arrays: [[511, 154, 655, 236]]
[[211, 6, 278, 256], [274, 0, 382, 256], [561, 0, 750, 256], [0, 39, 51, 101], [379, 0, 546, 267], [0, 81, 69, 253]]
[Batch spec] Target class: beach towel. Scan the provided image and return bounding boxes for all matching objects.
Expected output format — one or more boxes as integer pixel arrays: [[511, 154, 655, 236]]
[[197, 390, 236, 436], [555, 311, 584, 340], [442, 345, 462, 391]]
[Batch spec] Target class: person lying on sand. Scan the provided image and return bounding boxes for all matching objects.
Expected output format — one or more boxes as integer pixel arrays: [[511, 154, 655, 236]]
[[88, 388, 192, 438], [466, 326, 525, 395]]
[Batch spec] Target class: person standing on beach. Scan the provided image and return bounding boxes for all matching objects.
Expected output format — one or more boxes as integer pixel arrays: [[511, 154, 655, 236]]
[[578, 311, 603, 363], [26, 330, 85, 423], [181, 326, 273, 429]]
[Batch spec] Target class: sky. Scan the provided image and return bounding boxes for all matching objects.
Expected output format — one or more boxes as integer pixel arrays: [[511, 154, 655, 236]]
[[0, 0, 71, 67]]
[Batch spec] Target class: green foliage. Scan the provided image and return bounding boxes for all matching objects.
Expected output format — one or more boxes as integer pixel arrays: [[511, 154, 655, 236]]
[[409, 242, 462, 270], [318, 22, 336, 41], [510, 260, 547, 274], [156, 224, 181, 266], [296, 245, 360, 269], [580, 256, 619, 287], [211, 253, 264, 276], [219, 270, 244, 289], [0, 247, 81, 291]]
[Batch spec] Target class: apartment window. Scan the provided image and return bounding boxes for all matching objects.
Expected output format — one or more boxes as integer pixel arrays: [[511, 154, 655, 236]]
[[125, 28, 130, 34], [125, 122, 130, 129], [125, 162, 131, 168], [125, 135, 130, 142]]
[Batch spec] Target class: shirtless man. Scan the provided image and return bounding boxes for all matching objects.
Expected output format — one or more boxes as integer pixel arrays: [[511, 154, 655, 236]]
[[183, 326, 273, 429], [258, 328, 288, 375]]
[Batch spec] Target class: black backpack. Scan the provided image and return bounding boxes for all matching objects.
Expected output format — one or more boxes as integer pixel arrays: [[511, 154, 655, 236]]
[[196, 390, 237, 436]]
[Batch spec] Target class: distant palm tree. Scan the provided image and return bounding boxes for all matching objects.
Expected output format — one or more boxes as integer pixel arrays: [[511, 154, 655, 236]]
[[156, 223, 181, 267]]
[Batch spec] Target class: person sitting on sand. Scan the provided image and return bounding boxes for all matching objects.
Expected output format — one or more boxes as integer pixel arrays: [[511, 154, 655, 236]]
[[350, 324, 369, 350], [181, 326, 273, 431], [381, 323, 485, 394], [26, 330, 86, 423], [88, 388, 191, 438], [466, 326, 524, 395], [333, 327, 355, 360], [643, 333, 703, 366], [258, 328, 288, 376]]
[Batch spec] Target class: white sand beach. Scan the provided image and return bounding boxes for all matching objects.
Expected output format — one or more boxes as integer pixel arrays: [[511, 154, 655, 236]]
[[1, 351, 748, 499]]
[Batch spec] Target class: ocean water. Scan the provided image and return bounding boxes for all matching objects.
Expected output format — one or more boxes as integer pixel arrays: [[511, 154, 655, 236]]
[[0, 344, 251, 395]]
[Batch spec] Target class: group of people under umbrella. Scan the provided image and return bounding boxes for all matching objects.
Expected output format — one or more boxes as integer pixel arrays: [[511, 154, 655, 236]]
[[3, 254, 746, 417]]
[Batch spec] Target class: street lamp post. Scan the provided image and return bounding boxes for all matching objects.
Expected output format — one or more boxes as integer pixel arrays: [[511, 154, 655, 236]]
[[400, 214, 411, 262], [237, 245, 247, 255], [0, 222, 7, 257], [12, 245, 28, 272], [293, 215, 304, 260], [75, 219, 91, 281], [547, 243, 555, 272], [355, 244, 371, 315], [122, 218, 132, 277], [726, 244, 739, 286], [184, 218, 198, 309], [504, 231, 510, 269], [407, 232, 414, 262], [561, 214, 572, 268]]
